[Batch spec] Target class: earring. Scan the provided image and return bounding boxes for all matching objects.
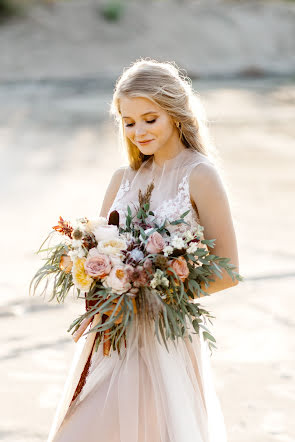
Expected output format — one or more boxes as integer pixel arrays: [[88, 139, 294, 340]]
[[175, 121, 180, 128]]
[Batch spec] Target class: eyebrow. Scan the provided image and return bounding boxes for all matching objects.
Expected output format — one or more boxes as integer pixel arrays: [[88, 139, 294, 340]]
[[122, 111, 159, 119]]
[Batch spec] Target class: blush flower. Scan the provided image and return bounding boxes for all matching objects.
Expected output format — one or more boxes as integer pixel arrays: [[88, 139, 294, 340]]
[[84, 254, 112, 278], [146, 231, 165, 254]]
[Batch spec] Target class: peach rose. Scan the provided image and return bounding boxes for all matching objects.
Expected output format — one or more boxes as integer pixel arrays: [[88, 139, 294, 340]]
[[168, 256, 189, 282], [102, 265, 132, 294], [146, 231, 165, 254], [84, 253, 112, 278], [59, 254, 73, 273]]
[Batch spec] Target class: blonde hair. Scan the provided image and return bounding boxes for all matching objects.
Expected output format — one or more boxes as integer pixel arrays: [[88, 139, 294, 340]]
[[109, 57, 220, 170]]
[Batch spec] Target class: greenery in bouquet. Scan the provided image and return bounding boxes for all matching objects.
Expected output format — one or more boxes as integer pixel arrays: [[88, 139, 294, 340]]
[[30, 181, 243, 357]]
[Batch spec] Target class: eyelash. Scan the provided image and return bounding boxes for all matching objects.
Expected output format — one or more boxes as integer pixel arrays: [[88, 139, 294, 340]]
[[125, 119, 156, 128]]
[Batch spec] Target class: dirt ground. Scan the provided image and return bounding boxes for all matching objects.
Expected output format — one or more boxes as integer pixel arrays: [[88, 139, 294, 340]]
[[0, 74, 294, 441], [0, 0, 295, 79]]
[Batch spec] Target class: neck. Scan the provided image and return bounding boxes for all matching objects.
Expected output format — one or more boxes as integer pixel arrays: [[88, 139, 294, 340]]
[[153, 140, 186, 167]]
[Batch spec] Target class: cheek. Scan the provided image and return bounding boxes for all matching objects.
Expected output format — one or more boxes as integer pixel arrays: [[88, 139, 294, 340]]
[[157, 120, 174, 140], [124, 127, 134, 139], [152, 120, 170, 138]]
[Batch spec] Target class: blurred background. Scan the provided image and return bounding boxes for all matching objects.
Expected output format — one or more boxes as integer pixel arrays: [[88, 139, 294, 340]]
[[0, 0, 294, 441]]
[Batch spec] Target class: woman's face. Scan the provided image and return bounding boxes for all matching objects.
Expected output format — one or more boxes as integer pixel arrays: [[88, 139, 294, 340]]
[[119, 96, 178, 156]]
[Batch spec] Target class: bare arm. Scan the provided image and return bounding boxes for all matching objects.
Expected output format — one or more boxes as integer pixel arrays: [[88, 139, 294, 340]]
[[189, 162, 239, 296], [99, 167, 126, 218]]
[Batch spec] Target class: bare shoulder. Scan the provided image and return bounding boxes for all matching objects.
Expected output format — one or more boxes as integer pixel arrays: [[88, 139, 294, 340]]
[[189, 161, 226, 198], [111, 166, 128, 186], [188, 161, 239, 277]]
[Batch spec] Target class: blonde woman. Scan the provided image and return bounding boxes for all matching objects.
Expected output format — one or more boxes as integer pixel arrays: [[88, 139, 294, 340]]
[[48, 58, 239, 442]]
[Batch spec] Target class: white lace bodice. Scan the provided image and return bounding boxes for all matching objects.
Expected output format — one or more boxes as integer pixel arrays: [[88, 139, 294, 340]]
[[107, 148, 214, 234]]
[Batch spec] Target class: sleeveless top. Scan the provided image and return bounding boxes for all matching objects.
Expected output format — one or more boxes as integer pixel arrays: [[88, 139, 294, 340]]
[[107, 147, 215, 235]]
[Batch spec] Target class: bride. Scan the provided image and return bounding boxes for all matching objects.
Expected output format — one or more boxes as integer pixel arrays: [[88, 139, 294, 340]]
[[48, 58, 239, 442]]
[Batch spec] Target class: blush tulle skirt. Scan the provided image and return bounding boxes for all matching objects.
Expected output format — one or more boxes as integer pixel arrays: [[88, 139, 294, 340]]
[[48, 313, 228, 442]]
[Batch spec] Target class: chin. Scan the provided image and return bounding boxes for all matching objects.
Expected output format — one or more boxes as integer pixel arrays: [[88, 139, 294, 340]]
[[138, 145, 158, 156]]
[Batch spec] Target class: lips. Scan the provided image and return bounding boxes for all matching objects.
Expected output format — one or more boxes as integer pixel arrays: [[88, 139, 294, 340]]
[[138, 140, 154, 145]]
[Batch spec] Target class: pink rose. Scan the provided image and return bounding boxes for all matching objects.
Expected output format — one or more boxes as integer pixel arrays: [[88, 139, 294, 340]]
[[84, 254, 112, 278], [103, 265, 132, 294], [168, 256, 189, 282], [146, 232, 165, 254]]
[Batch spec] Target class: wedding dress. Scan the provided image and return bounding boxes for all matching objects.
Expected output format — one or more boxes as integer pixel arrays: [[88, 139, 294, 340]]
[[47, 147, 228, 442]]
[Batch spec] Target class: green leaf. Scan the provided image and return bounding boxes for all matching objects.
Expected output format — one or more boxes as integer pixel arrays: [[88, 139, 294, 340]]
[[180, 209, 190, 219], [203, 331, 216, 343]]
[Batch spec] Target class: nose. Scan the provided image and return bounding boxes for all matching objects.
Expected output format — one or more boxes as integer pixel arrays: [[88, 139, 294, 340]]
[[135, 123, 147, 137]]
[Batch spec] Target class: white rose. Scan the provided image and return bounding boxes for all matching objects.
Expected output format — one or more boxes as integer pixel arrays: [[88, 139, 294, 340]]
[[85, 217, 108, 234], [93, 224, 119, 242]]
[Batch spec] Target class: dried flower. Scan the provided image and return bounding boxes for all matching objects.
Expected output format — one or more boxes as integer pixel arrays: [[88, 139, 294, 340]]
[[53, 216, 73, 238], [72, 229, 83, 240], [154, 254, 169, 270], [138, 181, 155, 207]]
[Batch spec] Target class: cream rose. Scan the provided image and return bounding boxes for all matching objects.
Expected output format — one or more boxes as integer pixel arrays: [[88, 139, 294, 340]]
[[97, 238, 127, 256], [102, 265, 132, 294], [84, 254, 112, 278], [146, 231, 165, 254]]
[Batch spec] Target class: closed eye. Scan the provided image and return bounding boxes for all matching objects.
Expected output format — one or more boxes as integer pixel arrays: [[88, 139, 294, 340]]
[[125, 119, 156, 128]]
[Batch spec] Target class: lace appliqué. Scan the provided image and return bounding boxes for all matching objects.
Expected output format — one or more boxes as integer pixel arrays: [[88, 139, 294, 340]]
[[108, 173, 200, 233], [150, 174, 200, 232]]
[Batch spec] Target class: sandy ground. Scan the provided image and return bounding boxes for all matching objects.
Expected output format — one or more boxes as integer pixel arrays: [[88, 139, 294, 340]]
[[0, 0, 295, 80], [0, 74, 294, 441]]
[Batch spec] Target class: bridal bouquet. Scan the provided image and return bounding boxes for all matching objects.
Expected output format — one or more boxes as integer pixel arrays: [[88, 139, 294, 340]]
[[30, 182, 243, 357]]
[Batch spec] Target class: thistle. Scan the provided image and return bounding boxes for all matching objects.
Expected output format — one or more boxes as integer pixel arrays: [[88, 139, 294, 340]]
[[154, 255, 169, 270]]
